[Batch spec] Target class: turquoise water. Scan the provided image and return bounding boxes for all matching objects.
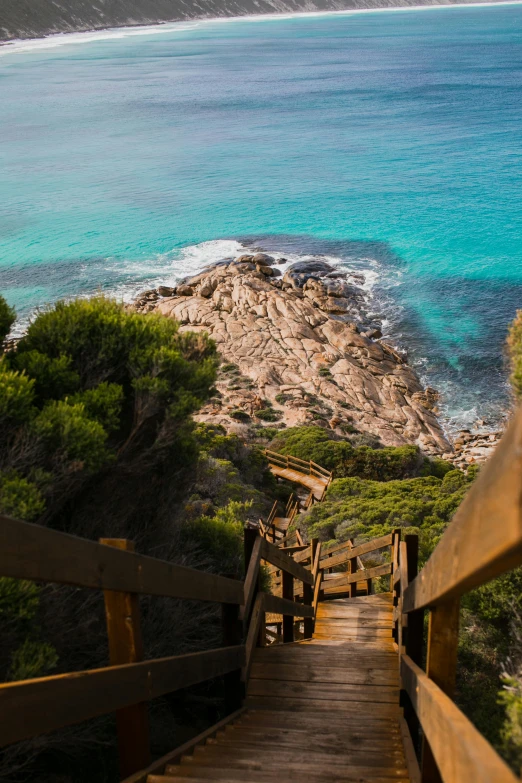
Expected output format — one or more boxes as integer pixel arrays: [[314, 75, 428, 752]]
[[1, 5, 522, 428]]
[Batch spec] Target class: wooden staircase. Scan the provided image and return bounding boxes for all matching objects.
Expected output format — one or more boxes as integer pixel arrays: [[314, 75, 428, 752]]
[[3, 411, 522, 783], [147, 593, 411, 783]]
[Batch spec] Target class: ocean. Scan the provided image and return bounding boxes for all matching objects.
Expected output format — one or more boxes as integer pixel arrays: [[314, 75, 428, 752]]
[[1, 3, 521, 431]]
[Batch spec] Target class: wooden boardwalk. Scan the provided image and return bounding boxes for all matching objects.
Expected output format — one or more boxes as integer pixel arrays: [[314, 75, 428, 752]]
[[4, 431, 522, 783], [268, 464, 330, 502], [151, 594, 412, 783]]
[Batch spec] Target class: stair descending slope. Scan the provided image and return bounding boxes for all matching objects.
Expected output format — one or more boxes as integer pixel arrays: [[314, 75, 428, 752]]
[[154, 593, 411, 783]]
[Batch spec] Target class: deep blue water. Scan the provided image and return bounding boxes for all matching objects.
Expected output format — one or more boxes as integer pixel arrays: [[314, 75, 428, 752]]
[[1, 4, 522, 428]]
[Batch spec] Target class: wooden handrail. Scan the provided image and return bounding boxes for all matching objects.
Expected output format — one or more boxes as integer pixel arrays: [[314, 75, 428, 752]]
[[401, 655, 518, 783], [260, 538, 313, 585], [319, 533, 393, 570], [322, 562, 391, 590], [266, 499, 278, 527], [0, 515, 243, 605], [264, 449, 333, 481], [0, 646, 245, 748], [403, 406, 522, 613]]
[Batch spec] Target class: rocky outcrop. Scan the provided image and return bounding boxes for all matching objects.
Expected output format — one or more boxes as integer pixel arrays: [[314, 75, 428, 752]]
[[134, 253, 453, 456]]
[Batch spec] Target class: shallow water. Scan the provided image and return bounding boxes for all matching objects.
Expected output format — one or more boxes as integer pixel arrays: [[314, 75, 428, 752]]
[[1, 4, 522, 429]]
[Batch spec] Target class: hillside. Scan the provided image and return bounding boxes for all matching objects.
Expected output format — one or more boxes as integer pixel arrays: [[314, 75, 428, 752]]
[[0, 0, 508, 43]]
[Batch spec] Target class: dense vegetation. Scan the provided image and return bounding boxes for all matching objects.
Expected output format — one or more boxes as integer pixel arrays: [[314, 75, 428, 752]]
[[0, 296, 276, 782]]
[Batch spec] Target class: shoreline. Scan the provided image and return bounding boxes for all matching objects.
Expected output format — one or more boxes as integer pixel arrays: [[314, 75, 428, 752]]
[[131, 250, 506, 466], [1, 0, 521, 53]]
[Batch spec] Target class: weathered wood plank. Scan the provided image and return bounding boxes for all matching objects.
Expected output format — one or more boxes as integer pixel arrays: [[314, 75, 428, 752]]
[[401, 654, 518, 783], [249, 662, 399, 685], [263, 593, 315, 618], [247, 679, 399, 703], [403, 407, 522, 612], [151, 773, 409, 783], [319, 534, 393, 570], [241, 534, 263, 622], [0, 646, 245, 747], [260, 539, 314, 585], [100, 538, 150, 778], [0, 515, 243, 604], [323, 563, 392, 590], [245, 697, 401, 715], [422, 599, 460, 783]]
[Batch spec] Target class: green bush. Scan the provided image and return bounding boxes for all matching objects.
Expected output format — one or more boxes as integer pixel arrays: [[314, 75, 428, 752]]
[[179, 500, 251, 578], [13, 351, 80, 401], [0, 472, 45, 521], [0, 359, 36, 429], [0, 577, 40, 623], [32, 400, 111, 472], [499, 673, 522, 774], [0, 297, 218, 522], [508, 310, 522, 399], [255, 408, 282, 422], [0, 295, 15, 342], [303, 469, 473, 561], [269, 425, 450, 481], [68, 382, 124, 433], [9, 638, 58, 681]]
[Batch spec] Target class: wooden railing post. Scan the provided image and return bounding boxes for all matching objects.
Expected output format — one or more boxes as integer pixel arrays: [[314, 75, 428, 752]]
[[282, 569, 294, 643], [391, 529, 401, 642], [244, 527, 264, 645], [100, 538, 150, 779], [222, 599, 243, 711], [303, 539, 316, 639], [349, 539, 357, 598], [403, 534, 423, 755], [421, 598, 460, 782]]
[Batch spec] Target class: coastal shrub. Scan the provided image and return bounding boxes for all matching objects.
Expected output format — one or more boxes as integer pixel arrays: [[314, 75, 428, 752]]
[[508, 310, 522, 399], [269, 425, 450, 481], [0, 297, 218, 522], [9, 638, 59, 681], [0, 360, 36, 430], [229, 409, 250, 421], [179, 500, 251, 578], [0, 295, 16, 342], [302, 469, 474, 560], [67, 382, 124, 433], [499, 671, 522, 775], [255, 408, 282, 422], [32, 401, 111, 473], [13, 350, 80, 402], [0, 471, 45, 521]]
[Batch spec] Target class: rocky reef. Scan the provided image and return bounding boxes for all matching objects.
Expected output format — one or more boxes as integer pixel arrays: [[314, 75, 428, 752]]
[[134, 251, 455, 457]]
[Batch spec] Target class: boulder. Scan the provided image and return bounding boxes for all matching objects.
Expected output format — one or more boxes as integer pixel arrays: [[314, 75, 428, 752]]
[[176, 284, 194, 297], [199, 282, 213, 298], [257, 265, 274, 277], [236, 254, 254, 263], [283, 259, 334, 289], [252, 253, 276, 265], [158, 286, 176, 297], [323, 279, 365, 299]]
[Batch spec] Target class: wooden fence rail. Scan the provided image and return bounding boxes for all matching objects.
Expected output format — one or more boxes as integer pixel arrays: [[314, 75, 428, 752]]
[[0, 513, 320, 779], [393, 405, 522, 783]]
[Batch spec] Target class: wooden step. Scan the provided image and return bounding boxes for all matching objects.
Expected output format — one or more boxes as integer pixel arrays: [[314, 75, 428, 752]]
[[249, 661, 400, 686], [245, 697, 402, 714], [154, 770, 409, 783], [247, 678, 400, 703]]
